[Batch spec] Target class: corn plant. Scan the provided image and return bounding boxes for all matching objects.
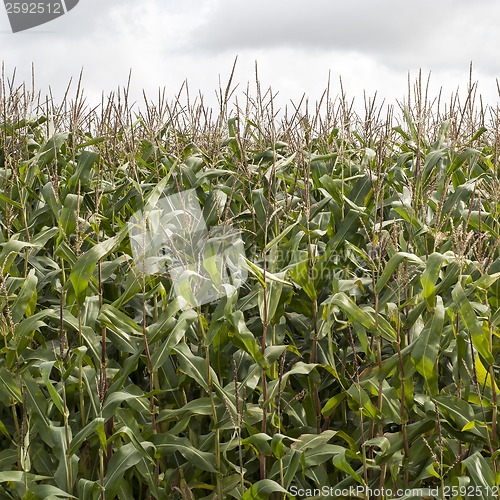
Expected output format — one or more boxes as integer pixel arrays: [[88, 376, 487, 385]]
[[0, 68, 500, 499]]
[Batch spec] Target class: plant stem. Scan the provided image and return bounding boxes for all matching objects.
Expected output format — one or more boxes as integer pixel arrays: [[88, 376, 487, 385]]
[[199, 310, 223, 499]]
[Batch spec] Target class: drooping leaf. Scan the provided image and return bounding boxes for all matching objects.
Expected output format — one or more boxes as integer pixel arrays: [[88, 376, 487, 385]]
[[242, 479, 290, 500], [411, 296, 444, 395], [70, 226, 127, 303], [103, 443, 143, 498]]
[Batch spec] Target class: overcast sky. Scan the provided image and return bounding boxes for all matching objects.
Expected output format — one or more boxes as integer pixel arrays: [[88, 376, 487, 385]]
[[1, 0, 499, 118]]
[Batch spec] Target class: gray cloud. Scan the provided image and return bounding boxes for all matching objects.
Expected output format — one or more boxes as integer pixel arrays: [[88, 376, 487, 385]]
[[187, 0, 500, 73], [0, 0, 498, 113]]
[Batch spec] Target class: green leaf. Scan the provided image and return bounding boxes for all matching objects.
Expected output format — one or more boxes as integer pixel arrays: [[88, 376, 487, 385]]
[[174, 343, 219, 392], [98, 304, 142, 337], [463, 452, 495, 499], [242, 479, 290, 499], [98, 304, 143, 354], [104, 443, 142, 498], [265, 362, 317, 403], [411, 295, 444, 395], [109, 426, 155, 464], [39, 361, 64, 415], [346, 384, 379, 420], [321, 393, 346, 417], [11, 268, 38, 323], [30, 484, 78, 499], [0, 240, 39, 272], [303, 443, 348, 466], [375, 252, 424, 294], [70, 227, 127, 304], [69, 150, 99, 189], [434, 396, 484, 438], [326, 175, 372, 252], [258, 279, 284, 324], [102, 390, 150, 421], [244, 259, 292, 287], [14, 309, 51, 340], [0, 192, 22, 208], [30, 132, 68, 168], [69, 418, 106, 456], [157, 398, 213, 422], [228, 310, 265, 366], [284, 449, 302, 489], [154, 435, 218, 473], [293, 430, 337, 450], [242, 433, 272, 455], [264, 220, 299, 251], [0, 471, 50, 483], [23, 372, 50, 431], [447, 148, 479, 175], [271, 434, 285, 459], [59, 193, 79, 236], [452, 282, 494, 364], [289, 259, 316, 300], [51, 424, 75, 492], [331, 449, 364, 484], [0, 449, 17, 471], [151, 309, 197, 369], [145, 297, 182, 342], [77, 478, 101, 500], [420, 252, 446, 308], [324, 292, 396, 341], [41, 181, 60, 217], [0, 367, 22, 403]]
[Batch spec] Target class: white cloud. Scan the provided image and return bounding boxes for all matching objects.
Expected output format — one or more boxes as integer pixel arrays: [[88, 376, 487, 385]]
[[187, 0, 500, 73], [0, 0, 498, 116]]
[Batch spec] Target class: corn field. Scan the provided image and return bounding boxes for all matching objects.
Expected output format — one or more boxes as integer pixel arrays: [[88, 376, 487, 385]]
[[1, 69, 500, 499]]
